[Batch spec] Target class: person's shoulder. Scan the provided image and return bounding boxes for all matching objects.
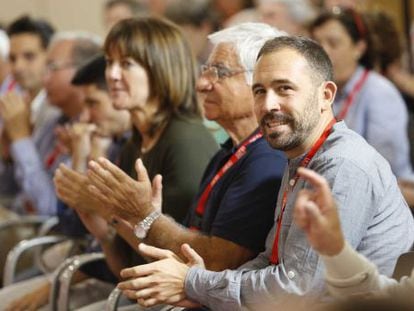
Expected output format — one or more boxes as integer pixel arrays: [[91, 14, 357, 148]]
[[315, 122, 395, 185], [365, 71, 403, 99]]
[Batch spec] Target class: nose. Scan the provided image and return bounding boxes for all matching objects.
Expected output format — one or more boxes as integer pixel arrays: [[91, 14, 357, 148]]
[[106, 63, 121, 82], [13, 56, 25, 73], [79, 108, 91, 123], [263, 89, 281, 113], [196, 75, 213, 93]]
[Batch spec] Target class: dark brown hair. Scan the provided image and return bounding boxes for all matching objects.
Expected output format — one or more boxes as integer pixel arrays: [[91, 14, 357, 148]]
[[104, 16, 202, 136], [309, 8, 375, 70]]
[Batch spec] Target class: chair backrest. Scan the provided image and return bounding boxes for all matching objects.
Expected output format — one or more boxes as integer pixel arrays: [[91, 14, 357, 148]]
[[392, 251, 414, 280]]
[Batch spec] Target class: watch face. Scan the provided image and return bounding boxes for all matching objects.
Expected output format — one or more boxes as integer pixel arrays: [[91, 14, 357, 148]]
[[134, 225, 146, 239]]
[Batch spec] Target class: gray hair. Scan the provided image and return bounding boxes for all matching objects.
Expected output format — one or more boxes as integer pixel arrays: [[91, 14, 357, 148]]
[[257, 0, 316, 25], [0, 30, 9, 61], [208, 22, 286, 85], [50, 31, 102, 68]]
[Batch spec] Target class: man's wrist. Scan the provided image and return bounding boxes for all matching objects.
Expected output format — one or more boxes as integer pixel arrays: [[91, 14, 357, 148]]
[[9, 130, 30, 142]]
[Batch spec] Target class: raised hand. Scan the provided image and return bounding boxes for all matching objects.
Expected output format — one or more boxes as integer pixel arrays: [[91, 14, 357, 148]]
[[293, 167, 345, 256], [87, 158, 162, 222], [0, 92, 31, 141], [54, 163, 108, 218], [69, 122, 96, 172]]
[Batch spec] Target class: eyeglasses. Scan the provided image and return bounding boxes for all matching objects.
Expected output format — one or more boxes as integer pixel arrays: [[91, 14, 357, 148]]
[[46, 62, 75, 72], [200, 64, 250, 83]]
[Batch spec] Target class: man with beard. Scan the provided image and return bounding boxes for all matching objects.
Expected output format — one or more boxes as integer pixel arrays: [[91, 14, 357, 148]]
[[114, 36, 414, 310]]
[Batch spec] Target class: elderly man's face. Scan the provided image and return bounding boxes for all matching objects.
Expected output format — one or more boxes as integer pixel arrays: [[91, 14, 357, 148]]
[[196, 43, 254, 125], [252, 48, 321, 151], [44, 40, 79, 109]]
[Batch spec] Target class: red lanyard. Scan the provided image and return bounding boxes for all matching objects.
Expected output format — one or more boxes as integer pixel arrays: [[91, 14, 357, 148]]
[[336, 69, 369, 120], [269, 118, 336, 265], [6, 79, 17, 92], [45, 144, 63, 169], [193, 131, 263, 224]]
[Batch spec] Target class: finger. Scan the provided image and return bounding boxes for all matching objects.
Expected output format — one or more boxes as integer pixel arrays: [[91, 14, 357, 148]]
[[97, 157, 128, 182], [54, 168, 82, 194], [122, 289, 140, 300], [134, 287, 160, 300], [118, 275, 152, 291], [87, 185, 113, 207], [293, 189, 314, 230], [87, 167, 114, 195], [135, 158, 150, 183], [303, 200, 325, 227], [138, 243, 177, 261], [181, 244, 204, 267], [152, 174, 163, 206], [297, 167, 330, 194], [120, 262, 157, 279], [137, 297, 160, 308], [88, 160, 122, 191]]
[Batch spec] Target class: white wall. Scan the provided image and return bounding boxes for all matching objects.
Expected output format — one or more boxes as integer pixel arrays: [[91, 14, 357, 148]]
[[0, 0, 106, 37]]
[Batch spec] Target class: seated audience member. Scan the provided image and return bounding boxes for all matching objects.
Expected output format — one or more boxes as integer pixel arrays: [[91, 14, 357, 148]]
[[54, 16, 218, 304], [293, 167, 414, 304], [0, 16, 58, 282], [257, 0, 316, 35], [310, 9, 414, 181], [0, 29, 14, 96], [1, 54, 131, 311], [0, 15, 58, 213], [103, 0, 147, 32], [113, 36, 414, 310], [86, 21, 286, 270]]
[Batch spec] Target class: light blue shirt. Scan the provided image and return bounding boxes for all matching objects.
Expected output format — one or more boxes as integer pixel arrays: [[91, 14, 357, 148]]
[[333, 66, 413, 179], [184, 122, 414, 311], [10, 95, 63, 216]]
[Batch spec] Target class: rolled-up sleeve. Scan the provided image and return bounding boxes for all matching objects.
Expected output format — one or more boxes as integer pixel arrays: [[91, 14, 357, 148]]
[[11, 138, 56, 215]]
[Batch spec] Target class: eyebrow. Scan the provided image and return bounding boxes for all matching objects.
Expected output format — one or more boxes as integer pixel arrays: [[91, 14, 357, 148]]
[[252, 79, 296, 90]]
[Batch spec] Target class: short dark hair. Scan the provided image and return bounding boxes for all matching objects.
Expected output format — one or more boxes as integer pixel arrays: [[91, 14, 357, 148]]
[[105, 0, 146, 15], [257, 36, 334, 83], [309, 8, 375, 70], [165, 0, 217, 28], [71, 54, 106, 90], [7, 15, 54, 49]]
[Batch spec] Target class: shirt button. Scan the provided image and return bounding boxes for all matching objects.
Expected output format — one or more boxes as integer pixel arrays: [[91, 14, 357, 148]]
[[287, 270, 295, 279], [289, 179, 295, 186]]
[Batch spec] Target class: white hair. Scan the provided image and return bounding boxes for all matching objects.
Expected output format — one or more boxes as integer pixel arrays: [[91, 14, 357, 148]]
[[50, 31, 102, 47], [257, 0, 316, 25], [49, 31, 102, 67], [208, 22, 286, 85], [0, 30, 9, 61]]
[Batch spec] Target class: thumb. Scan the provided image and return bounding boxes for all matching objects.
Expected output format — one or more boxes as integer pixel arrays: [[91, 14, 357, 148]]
[[181, 243, 205, 268], [151, 175, 163, 210], [138, 243, 176, 260], [135, 158, 149, 183], [304, 201, 325, 230]]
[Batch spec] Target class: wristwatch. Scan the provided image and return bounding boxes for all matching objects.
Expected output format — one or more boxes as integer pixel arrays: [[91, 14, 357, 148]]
[[133, 210, 161, 239]]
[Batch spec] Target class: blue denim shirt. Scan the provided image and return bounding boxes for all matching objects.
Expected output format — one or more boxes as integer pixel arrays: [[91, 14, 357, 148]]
[[184, 121, 414, 311]]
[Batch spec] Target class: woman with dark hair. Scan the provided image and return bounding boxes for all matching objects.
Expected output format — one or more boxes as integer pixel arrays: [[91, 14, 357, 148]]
[[50, 16, 218, 310], [103, 17, 218, 223], [310, 8, 413, 180]]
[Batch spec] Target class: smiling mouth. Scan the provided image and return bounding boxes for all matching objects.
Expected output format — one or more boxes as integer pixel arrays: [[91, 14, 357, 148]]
[[265, 120, 287, 128]]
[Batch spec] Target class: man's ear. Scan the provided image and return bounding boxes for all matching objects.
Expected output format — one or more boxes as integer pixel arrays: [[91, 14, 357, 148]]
[[320, 81, 337, 112]]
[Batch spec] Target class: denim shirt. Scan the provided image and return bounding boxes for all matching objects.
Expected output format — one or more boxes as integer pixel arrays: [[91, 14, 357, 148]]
[[184, 121, 414, 311], [333, 66, 413, 179]]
